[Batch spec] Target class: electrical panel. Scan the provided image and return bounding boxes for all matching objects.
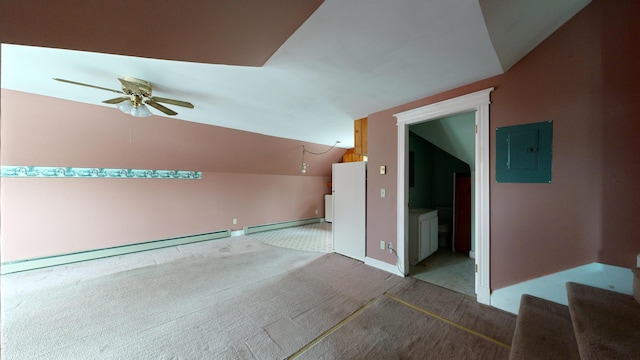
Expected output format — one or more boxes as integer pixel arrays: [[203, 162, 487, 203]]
[[496, 120, 552, 183]]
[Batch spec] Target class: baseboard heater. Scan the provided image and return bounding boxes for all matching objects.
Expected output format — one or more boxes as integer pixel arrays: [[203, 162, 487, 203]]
[[243, 217, 321, 235], [0, 229, 231, 275]]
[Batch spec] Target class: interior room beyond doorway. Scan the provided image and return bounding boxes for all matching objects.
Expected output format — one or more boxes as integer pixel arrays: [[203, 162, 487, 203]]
[[407, 112, 475, 296]]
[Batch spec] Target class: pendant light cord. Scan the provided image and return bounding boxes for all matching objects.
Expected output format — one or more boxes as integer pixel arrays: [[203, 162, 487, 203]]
[[299, 141, 341, 174], [302, 141, 341, 155]]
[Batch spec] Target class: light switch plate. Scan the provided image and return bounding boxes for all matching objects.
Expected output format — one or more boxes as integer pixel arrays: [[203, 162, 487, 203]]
[[380, 189, 386, 198], [380, 165, 386, 174]]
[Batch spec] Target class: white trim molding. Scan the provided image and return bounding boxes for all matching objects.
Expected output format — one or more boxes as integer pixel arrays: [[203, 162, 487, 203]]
[[364, 256, 405, 277], [394, 87, 494, 305], [244, 217, 321, 234]]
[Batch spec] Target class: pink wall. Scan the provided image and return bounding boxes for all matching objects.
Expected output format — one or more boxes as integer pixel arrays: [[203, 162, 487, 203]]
[[366, 0, 640, 290], [597, 0, 640, 265], [1, 90, 342, 262], [1, 173, 328, 261], [0, 90, 344, 175], [0, 1, 324, 67]]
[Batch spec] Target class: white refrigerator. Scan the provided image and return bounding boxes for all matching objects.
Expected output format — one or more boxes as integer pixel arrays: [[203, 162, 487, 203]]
[[332, 162, 366, 261]]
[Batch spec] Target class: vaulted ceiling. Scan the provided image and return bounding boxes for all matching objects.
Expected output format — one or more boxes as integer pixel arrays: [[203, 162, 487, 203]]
[[1, 0, 590, 148]]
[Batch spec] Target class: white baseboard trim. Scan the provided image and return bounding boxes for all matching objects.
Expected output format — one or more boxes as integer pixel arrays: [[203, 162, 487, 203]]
[[364, 256, 405, 277], [491, 262, 634, 314], [1, 230, 231, 275], [232, 217, 324, 238], [477, 285, 491, 305], [243, 217, 321, 235], [230, 230, 245, 237]]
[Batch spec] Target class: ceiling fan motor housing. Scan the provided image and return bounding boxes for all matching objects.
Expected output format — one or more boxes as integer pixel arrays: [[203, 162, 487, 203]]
[[120, 77, 152, 97]]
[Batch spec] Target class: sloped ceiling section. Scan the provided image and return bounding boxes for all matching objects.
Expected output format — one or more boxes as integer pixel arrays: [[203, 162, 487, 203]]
[[410, 112, 476, 167], [1, 0, 591, 148], [0, 0, 324, 66], [480, 0, 591, 71]]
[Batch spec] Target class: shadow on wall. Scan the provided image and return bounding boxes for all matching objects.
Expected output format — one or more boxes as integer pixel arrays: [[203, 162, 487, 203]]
[[408, 132, 471, 210]]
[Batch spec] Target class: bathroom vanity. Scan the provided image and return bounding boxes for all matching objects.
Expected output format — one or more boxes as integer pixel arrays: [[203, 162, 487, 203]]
[[408, 209, 439, 265]]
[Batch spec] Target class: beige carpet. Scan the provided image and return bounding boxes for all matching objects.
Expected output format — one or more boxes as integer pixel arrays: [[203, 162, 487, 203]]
[[295, 277, 516, 359], [1, 237, 399, 359], [509, 295, 580, 360], [566, 282, 640, 360], [2, 234, 516, 359]]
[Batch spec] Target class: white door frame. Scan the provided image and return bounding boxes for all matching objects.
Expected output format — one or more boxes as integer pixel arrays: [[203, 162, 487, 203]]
[[394, 88, 493, 305]]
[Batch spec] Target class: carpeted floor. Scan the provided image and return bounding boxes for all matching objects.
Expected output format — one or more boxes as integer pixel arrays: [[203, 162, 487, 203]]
[[1, 229, 515, 359], [509, 295, 581, 360], [294, 278, 516, 359], [566, 282, 640, 359]]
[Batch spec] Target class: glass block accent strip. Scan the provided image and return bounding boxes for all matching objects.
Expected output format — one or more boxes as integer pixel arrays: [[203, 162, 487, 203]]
[[1, 166, 202, 179]]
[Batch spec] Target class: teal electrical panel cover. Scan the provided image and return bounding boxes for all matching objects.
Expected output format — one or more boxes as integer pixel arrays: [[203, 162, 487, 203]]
[[496, 120, 552, 183]]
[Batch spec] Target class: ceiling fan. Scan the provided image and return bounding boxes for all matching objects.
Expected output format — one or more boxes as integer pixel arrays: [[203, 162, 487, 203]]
[[53, 77, 194, 117]]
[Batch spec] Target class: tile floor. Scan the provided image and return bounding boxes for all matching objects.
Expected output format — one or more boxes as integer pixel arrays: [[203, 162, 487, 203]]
[[410, 248, 476, 297], [248, 222, 333, 253]]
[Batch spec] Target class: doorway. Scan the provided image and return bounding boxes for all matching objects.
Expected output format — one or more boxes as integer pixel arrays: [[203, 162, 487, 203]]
[[406, 121, 475, 296], [394, 88, 493, 305]]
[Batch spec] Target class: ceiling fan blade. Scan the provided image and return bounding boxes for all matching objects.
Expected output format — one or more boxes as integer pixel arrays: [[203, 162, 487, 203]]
[[151, 96, 195, 109], [145, 99, 177, 116], [102, 97, 130, 104], [53, 78, 124, 94], [118, 77, 142, 94]]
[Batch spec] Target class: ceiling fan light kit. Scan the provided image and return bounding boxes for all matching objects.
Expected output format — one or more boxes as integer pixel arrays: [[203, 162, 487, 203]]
[[53, 77, 194, 117], [116, 98, 152, 117]]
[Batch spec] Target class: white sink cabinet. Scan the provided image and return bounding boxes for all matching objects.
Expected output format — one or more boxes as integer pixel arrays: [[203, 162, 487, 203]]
[[408, 209, 439, 265]]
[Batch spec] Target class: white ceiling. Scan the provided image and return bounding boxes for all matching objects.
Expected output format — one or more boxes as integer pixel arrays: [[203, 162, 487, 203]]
[[1, 0, 590, 148]]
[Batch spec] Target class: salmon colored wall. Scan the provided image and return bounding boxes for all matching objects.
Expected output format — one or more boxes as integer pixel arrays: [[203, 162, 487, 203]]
[[0, 90, 344, 175], [366, 0, 640, 290], [1, 173, 328, 261], [1, 90, 342, 262], [597, 0, 640, 265]]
